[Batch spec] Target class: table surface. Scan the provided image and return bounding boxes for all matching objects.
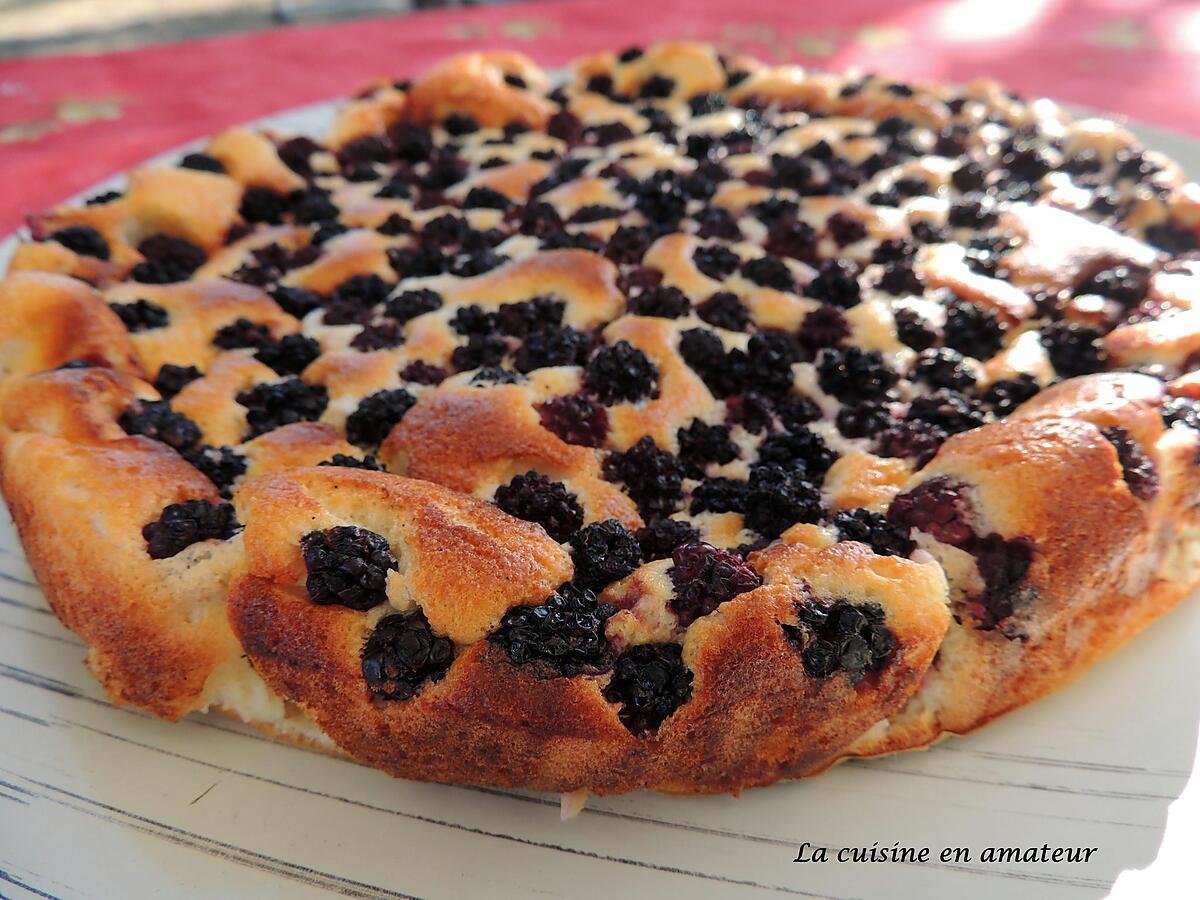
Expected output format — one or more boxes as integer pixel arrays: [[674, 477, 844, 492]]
[[2, 3, 1200, 897]]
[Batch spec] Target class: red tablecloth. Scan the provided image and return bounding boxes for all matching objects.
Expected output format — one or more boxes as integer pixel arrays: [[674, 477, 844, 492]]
[[3, 0, 1200, 234]]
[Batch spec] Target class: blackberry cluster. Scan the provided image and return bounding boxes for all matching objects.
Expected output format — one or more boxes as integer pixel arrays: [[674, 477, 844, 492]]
[[119, 400, 201, 451], [886, 477, 975, 547], [399, 361, 447, 385], [514, 326, 590, 372], [49, 225, 110, 260], [568, 519, 643, 590], [832, 508, 915, 558], [1101, 426, 1160, 501], [692, 244, 741, 281], [152, 363, 202, 400], [805, 259, 861, 308], [300, 525, 398, 610], [668, 541, 762, 626], [270, 285, 322, 319], [913, 347, 977, 391], [1040, 322, 1107, 377], [893, 307, 938, 351], [384, 288, 443, 323], [875, 260, 923, 296], [181, 444, 247, 496], [797, 305, 850, 353], [1076, 264, 1152, 308], [756, 428, 838, 480], [906, 389, 988, 435], [345, 388, 417, 447], [537, 394, 609, 447], [782, 599, 895, 683], [318, 453, 383, 470], [143, 499, 240, 559], [744, 463, 823, 538], [236, 378, 329, 438], [493, 472, 585, 542], [602, 436, 686, 519], [1161, 396, 1200, 431], [943, 299, 1006, 359], [361, 611, 455, 701], [213, 318, 272, 350], [676, 419, 739, 471], [627, 285, 691, 319], [603, 643, 694, 735], [982, 374, 1040, 415], [109, 299, 169, 332], [874, 420, 947, 468], [817, 347, 899, 404], [584, 341, 659, 404], [489, 583, 617, 677], [131, 235, 207, 284], [350, 321, 406, 352], [635, 518, 701, 561], [324, 273, 391, 325], [740, 255, 795, 292], [696, 291, 750, 331]]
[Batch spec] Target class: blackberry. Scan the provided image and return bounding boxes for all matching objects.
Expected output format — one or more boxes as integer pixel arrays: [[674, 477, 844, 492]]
[[318, 453, 383, 470], [301, 525, 397, 610], [542, 229, 604, 253], [872, 238, 918, 265], [384, 288, 443, 323], [688, 92, 726, 115], [514, 326, 590, 372], [833, 508, 915, 557], [236, 378, 329, 438], [827, 213, 867, 247], [947, 195, 998, 230], [538, 394, 609, 447], [361, 611, 454, 701], [639, 74, 676, 99], [893, 307, 938, 351], [628, 286, 691, 319], [632, 171, 689, 226], [143, 499, 240, 559], [389, 122, 434, 162], [387, 245, 449, 279], [744, 463, 822, 538], [588, 122, 636, 147], [153, 363, 202, 400], [950, 161, 987, 192], [886, 476, 974, 547], [696, 291, 750, 331], [109, 298, 169, 332], [451, 333, 508, 371], [493, 472, 585, 542], [585, 341, 659, 404], [817, 347, 899, 404], [119, 400, 201, 450], [604, 643, 694, 735], [908, 389, 988, 435], [1161, 396, 1200, 431], [783, 599, 895, 683], [49, 225, 110, 260], [1075, 264, 1151, 309], [311, 221, 348, 245], [85, 190, 122, 205], [617, 265, 664, 298], [239, 186, 291, 224], [740, 255, 796, 292], [1101, 426, 1159, 501], [618, 46, 644, 62], [377, 213, 412, 235], [1040, 322, 1107, 377], [463, 186, 512, 210], [636, 519, 701, 561], [746, 331, 802, 395], [692, 244, 741, 281], [570, 204, 623, 223], [943, 299, 1006, 359], [914, 346, 977, 391], [213, 318, 272, 349], [677, 419, 739, 471], [970, 533, 1035, 630], [603, 225, 654, 265], [602, 436, 686, 519], [756, 427, 838, 479], [180, 444, 247, 496], [345, 388, 417, 447], [496, 297, 564, 336], [876, 260, 924, 296], [875, 420, 947, 467], [798, 304, 850, 354], [349, 322, 405, 353], [983, 374, 1040, 415], [269, 285, 322, 319], [1145, 221, 1198, 255], [290, 187, 339, 224], [679, 329, 742, 398], [805, 259, 861, 308], [422, 213, 469, 248], [569, 519, 643, 590], [250, 334, 320, 375], [489, 583, 616, 677], [910, 221, 949, 244], [179, 152, 226, 174], [442, 112, 479, 136], [399, 361, 447, 385], [668, 541, 762, 626], [688, 477, 749, 514], [469, 367, 524, 386], [694, 205, 743, 241], [776, 394, 823, 431], [836, 402, 894, 439]]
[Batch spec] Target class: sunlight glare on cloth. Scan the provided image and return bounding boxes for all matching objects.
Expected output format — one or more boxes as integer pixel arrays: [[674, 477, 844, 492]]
[[938, 0, 1056, 42]]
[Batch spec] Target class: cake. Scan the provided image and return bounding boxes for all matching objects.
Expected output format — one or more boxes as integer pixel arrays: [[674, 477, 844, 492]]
[[2, 41, 1199, 795]]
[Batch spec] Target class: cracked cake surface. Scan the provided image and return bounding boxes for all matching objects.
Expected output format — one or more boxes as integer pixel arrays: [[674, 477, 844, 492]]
[[2, 40, 1200, 794]]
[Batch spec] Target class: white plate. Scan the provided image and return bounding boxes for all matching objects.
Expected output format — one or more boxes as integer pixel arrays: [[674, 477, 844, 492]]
[[1, 101, 1198, 900]]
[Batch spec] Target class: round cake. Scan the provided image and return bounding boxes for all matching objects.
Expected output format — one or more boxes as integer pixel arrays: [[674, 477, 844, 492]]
[[2, 41, 1199, 795]]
